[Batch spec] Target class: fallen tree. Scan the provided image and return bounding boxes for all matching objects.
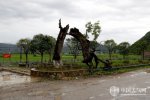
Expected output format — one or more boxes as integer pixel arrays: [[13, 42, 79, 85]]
[[69, 28, 90, 62], [53, 20, 110, 72]]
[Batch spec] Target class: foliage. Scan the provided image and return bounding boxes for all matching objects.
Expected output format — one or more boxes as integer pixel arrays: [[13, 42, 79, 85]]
[[117, 42, 130, 59], [17, 38, 31, 64], [130, 31, 150, 55], [85, 21, 101, 41], [130, 40, 148, 60], [90, 41, 100, 51], [104, 39, 117, 60], [30, 34, 56, 63], [46, 36, 56, 62], [85, 21, 101, 52], [66, 37, 80, 60]]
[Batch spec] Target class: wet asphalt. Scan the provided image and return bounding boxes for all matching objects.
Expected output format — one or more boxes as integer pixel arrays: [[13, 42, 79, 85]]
[[1, 69, 150, 100]]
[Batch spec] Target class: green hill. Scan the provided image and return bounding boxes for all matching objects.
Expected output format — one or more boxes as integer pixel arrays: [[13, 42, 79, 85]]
[[0, 43, 19, 53], [130, 31, 150, 54]]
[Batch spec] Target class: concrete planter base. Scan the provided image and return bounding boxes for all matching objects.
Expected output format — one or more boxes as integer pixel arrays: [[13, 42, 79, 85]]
[[31, 68, 87, 79]]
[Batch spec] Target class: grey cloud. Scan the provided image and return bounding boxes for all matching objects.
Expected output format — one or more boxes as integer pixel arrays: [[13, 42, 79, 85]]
[[39, 0, 85, 18], [93, 0, 150, 20], [0, 0, 82, 21], [0, 0, 53, 20], [1, 0, 150, 20], [0, 0, 150, 44]]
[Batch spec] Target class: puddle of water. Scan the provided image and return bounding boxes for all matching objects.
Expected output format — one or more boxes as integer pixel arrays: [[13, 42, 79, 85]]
[[0, 71, 38, 86], [55, 95, 62, 100]]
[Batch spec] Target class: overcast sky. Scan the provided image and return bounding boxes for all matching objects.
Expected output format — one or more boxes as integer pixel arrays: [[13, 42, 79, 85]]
[[0, 0, 150, 44]]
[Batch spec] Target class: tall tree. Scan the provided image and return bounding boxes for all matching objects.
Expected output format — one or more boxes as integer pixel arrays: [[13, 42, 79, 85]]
[[17, 38, 31, 65], [30, 34, 44, 63], [17, 39, 24, 63], [137, 41, 148, 60], [30, 34, 56, 63], [45, 36, 56, 63], [85, 21, 101, 51], [118, 42, 130, 59], [104, 39, 117, 60], [23, 39, 31, 65]]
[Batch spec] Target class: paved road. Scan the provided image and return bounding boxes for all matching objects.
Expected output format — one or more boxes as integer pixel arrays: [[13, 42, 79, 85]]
[[1, 69, 150, 100]]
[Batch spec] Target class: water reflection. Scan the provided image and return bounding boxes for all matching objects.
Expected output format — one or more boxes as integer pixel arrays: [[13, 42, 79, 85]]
[[0, 71, 35, 86]]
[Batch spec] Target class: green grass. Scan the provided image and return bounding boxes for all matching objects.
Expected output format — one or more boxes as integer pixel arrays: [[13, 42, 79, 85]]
[[0, 53, 149, 68], [94, 65, 150, 76], [0, 54, 50, 63], [1, 53, 150, 78]]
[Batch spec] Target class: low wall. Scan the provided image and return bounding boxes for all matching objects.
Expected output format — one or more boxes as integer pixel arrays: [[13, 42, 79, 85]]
[[31, 68, 88, 79], [0, 67, 30, 76]]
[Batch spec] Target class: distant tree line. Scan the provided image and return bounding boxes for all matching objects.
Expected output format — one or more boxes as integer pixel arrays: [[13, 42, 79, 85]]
[[16, 22, 150, 66], [17, 34, 56, 65]]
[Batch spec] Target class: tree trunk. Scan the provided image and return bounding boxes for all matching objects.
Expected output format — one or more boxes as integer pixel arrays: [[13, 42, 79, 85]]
[[69, 28, 101, 71], [20, 47, 22, 63], [48, 53, 52, 63], [142, 50, 145, 60], [69, 28, 90, 63], [109, 51, 112, 60], [53, 19, 69, 68], [73, 54, 77, 63], [25, 53, 29, 67], [74, 54, 77, 60], [41, 52, 43, 64]]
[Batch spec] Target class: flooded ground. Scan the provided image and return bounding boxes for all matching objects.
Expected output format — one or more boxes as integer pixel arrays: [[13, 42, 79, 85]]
[[0, 71, 37, 86]]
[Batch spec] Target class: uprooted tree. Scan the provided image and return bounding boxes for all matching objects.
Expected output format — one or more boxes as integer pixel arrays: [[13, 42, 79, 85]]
[[53, 20, 111, 71], [69, 28, 111, 72]]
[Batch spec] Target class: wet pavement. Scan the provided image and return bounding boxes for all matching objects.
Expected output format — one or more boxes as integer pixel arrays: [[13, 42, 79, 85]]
[[0, 71, 32, 86], [1, 69, 150, 100]]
